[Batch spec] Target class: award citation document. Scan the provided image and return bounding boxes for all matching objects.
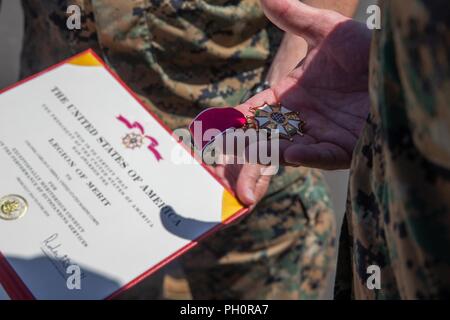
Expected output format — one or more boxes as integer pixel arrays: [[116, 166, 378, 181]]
[[0, 50, 246, 300]]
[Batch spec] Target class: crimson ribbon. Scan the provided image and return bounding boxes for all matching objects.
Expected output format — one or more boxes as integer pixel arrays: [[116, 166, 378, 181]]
[[189, 108, 247, 150], [117, 115, 163, 161]]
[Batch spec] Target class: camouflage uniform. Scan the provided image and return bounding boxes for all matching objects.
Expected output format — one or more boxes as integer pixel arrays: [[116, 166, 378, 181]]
[[3, 0, 336, 299], [335, 0, 450, 299]]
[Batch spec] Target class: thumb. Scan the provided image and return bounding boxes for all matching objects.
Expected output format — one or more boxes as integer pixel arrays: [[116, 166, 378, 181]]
[[260, 0, 345, 46], [236, 164, 259, 206]]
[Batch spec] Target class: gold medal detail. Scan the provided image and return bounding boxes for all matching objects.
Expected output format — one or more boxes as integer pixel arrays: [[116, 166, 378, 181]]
[[0, 195, 28, 221], [246, 103, 306, 141], [122, 132, 144, 150]]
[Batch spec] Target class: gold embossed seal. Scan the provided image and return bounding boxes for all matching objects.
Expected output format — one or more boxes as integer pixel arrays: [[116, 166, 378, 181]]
[[0, 195, 28, 221]]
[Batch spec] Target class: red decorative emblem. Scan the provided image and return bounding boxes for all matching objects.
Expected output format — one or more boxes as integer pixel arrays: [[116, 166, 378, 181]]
[[117, 115, 163, 161]]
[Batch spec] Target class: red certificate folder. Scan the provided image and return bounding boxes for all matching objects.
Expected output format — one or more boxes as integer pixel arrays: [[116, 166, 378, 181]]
[[0, 50, 248, 300]]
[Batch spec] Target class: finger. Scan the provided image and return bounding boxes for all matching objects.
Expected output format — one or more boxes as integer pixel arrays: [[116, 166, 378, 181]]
[[235, 164, 268, 206], [244, 133, 317, 166], [283, 142, 351, 170], [253, 171, 271, 203], [260, 0, 345, 46], [244, 88, 278, 107], [234, 88, 278, 116]]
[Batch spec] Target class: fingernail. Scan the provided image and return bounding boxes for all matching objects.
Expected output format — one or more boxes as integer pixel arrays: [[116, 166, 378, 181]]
[[245, 189, 256, 204]]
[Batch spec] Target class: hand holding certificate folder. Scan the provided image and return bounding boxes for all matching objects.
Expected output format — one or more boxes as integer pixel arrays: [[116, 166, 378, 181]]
[[0, 50, 247, 300]]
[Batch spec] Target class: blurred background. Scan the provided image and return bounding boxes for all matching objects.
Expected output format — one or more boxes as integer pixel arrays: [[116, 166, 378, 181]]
[[0, 0, 375, 300]]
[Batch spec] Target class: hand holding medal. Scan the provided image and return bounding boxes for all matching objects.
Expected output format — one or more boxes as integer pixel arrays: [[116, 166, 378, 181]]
[[191, 0, 369, 171]]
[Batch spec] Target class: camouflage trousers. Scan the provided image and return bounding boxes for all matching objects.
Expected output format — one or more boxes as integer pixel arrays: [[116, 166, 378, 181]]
[[118, 168, 336, 300]]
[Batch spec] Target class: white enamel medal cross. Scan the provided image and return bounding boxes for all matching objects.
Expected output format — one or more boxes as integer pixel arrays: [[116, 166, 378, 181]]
[[247, 103, 306, 141]]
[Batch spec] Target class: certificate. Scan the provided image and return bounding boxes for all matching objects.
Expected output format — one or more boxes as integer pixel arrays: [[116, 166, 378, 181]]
[[0, 50, 246, 300]]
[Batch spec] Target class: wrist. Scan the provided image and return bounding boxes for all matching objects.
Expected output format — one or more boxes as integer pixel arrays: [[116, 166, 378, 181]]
[[240, 81, 271, 104]]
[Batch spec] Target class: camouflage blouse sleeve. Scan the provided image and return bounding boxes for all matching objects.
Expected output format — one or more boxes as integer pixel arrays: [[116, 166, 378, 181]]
[[391, 0, 450, 169], [341, 0, 450, 299]]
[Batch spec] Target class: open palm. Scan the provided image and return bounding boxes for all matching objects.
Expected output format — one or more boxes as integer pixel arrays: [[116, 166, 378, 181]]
[[236, 0, 372, 169]]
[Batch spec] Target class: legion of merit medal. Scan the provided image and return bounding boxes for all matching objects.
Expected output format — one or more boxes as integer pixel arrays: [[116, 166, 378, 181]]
[[0, 194, 28, 221], [246, 103, 306, 141]]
